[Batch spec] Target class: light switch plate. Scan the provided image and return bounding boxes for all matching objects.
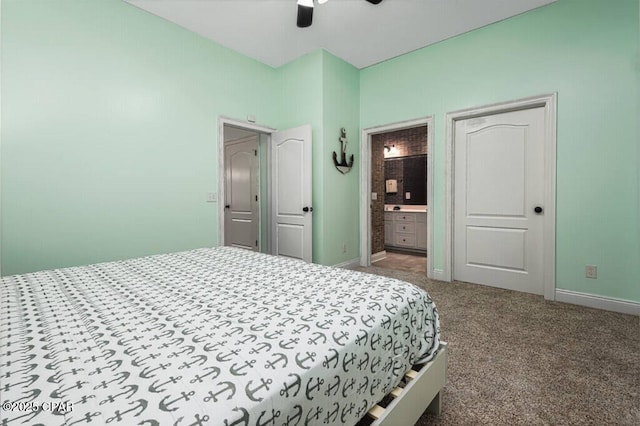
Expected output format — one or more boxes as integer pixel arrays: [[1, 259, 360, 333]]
[[206, 192, 217, 203], [405, 192, 411, 199], [371, 192, 377, 200]]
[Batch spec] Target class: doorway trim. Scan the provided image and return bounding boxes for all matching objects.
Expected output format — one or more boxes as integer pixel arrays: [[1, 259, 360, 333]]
[[217, 116, 275, 248], [443, 93, 557, 300], [359, 116, 434, 277]]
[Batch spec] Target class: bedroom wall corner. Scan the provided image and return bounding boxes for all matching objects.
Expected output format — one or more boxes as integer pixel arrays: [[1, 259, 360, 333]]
[[321, 51, 360, 267]]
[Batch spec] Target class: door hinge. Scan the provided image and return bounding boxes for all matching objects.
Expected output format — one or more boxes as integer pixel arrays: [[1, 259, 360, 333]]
[[254, 149, 257, 156], [255, 195, 258, 201], [256, 240, 258, 246]]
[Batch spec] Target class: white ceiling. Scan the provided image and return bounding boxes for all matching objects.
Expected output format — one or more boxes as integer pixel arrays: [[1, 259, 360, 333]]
[[126, 0, 556, 69]]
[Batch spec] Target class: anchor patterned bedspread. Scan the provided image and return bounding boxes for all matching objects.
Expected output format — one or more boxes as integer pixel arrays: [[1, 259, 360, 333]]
[[1, 247, 440, 425]]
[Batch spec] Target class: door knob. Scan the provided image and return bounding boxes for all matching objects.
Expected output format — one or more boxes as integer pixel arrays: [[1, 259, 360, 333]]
[[303, 206, 313, 212], [225, 205, 230, 209], [534, 206, 543, 214]]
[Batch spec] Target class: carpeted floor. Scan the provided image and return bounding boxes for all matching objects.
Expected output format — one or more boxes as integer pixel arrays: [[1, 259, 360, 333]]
[[350, 265, 640, 425]]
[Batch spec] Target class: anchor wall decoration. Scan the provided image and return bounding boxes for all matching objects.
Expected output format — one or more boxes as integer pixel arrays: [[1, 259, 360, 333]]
[[333, 127, 354, 174]]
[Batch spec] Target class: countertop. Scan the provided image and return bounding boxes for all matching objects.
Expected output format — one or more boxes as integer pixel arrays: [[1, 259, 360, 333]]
[[384, 205, 427, 212]]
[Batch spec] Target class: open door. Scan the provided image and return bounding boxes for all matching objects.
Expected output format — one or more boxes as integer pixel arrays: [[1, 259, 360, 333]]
[[271, 125, 312, 262]]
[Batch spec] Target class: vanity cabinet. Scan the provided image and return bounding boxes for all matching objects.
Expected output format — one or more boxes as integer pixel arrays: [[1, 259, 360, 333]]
[[384, 211, 427, 252]]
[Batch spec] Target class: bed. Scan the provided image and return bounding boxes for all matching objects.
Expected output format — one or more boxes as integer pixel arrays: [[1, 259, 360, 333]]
[[1, 247, 445, 425]]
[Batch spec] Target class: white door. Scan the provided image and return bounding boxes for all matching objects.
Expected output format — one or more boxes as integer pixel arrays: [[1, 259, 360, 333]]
[[454, 107, 545, 294], [271, 125, 313, 262], [224, 135, 259, 251]]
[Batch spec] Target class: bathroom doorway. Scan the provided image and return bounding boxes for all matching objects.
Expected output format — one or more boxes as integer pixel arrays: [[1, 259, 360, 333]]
[[359, 117, 434, 276]]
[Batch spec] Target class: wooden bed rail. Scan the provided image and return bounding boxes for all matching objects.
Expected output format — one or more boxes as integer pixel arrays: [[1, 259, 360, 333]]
[[368, 342, 448, 426]]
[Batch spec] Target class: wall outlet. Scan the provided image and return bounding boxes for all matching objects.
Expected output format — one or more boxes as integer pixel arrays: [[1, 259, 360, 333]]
[[342, 243, 347, 254], [206, 192, 217, 203], [405, 192, 411, 199], [585, 265, 597, 279], [371, 192, 377, 201]]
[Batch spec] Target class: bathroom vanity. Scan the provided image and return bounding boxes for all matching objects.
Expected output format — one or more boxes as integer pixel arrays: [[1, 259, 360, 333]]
[[384, 205, 427, 253]]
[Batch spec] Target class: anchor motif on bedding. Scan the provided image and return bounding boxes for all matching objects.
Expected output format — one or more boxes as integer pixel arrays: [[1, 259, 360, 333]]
[[279, 337, 299, 350], [361, 314, 376, 328], [332, 331, 349, 346], [357, 376, 369, 395], [315, 319, 333, 330], [168, 345, 195, 359], [159, 390, 195, 412], [357, 352, 370, 371], [229, 359, 256, 376], [245, 378, 273, 402], [264, 352, 288, 370], [139, 362, 170, 379], [183, 324, 205, 334], [223, 407, 249, 426], [204, 340, 228, 352], [370, 333, 381, 350], [295, 351, 317, 370], [11, 388, 41, 403], [149, 376, 182, 393], [192, 332, 215, 344], [355, 329, 369, 346], [382, 357, 393, 373], [189, 366, 220, 384], [393, 340, 404, 356], [256, 409, 281, 426], [292, 323, 311, 335], [305, 377, 325, 400], [305, 406, 323, 425], [324, 375, 341, 397], [48, 367, 83, 384], [324, 402, 340, 424], [341, 402, 356, 423], [249, 341, 272, 355], [159, 337, 184, 350], [179, 354, 207, 370], [280, 373, 302, 398], [263, 330, 284, 340], [216, 349, 241, 362], [340, 315, 357, 326], [107, 399, 149, 423], [392, 359, 404, 376], [324, 308, 341, 317], [356, 399, 369, 419], [249, 322, 269, 332], [277, 317, 295, 327], [323, 348, 340, 369], [308, 332, 327, 346], [370, 356, 382, 374], [369, 378, 382, 396], [99, 384, 138, 405], [342, 353, 357, 373], [204, 381, 236, 402], [235, 334, 258, 346], [283, 404, 303, 426]]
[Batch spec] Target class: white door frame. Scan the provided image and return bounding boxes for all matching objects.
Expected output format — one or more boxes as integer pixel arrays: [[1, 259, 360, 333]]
[[217, 116, 275, 248], [359, 117, 434, 277], [443, 93, 557, 300]]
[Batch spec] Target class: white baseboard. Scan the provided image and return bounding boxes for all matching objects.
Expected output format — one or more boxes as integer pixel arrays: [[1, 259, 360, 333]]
[[333, 257, 361, 269], [555, 289, 640, 316], [371, 251, 387, 263], [431, 269, 446, 281]]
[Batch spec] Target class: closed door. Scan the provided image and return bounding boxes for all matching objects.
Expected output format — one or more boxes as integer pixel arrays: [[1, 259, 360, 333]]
[[271, 125, 312, 262], [225, 136, 259, 251], [454, 107, 545, 294]]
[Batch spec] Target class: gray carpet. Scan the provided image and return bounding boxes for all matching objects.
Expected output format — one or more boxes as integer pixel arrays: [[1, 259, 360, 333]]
[[351, 265, 640, 425]]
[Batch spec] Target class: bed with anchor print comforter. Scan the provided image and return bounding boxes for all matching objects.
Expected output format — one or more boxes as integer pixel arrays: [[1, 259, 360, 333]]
[[0, 246, 440, 425]]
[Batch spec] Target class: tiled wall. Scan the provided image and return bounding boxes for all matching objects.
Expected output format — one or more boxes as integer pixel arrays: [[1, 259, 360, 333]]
[[370, 126, 427, 254]]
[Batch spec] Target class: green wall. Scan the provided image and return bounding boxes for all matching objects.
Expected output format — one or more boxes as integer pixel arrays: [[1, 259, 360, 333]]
[[2, 0, 638, 304], [321, 51, 360, 266], [360, 0, 639, 301], [1, 0, 279, 274]]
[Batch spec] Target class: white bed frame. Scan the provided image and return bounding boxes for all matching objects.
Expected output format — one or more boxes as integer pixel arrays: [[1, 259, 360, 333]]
[[367, 342, 448, 425]]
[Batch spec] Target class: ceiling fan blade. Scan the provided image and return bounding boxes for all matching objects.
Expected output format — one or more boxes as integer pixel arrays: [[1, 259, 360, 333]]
[[366, 0, 384, 4], [297, 5, 313, 28]]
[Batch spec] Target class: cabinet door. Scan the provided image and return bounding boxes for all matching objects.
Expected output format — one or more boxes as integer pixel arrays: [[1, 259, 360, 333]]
[[384, 221, 392, 245], [416, 221, 427, 250]]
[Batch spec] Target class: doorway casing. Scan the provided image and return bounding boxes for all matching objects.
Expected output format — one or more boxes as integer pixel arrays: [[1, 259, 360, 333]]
[[443, 93, 557, 300], [360, 117, 435, 277]]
